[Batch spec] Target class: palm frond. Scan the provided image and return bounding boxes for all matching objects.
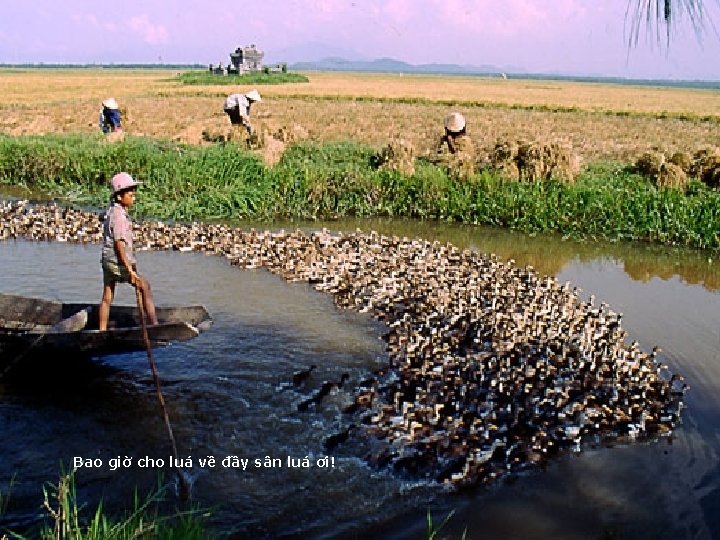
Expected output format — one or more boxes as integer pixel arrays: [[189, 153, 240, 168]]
[[625, 0, 709, 46]]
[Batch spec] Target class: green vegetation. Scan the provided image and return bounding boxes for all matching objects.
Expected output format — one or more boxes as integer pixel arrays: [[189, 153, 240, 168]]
[[177, 70, 309, 85], [0, 134, 718, 250], [0, 134, 272, 220], [1, 475, 15, 519], [1, 471, 211, 540], [426, 509, 467, 540]]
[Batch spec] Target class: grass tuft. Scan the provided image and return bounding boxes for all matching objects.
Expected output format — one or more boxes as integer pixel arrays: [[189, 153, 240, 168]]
[[4, 471, 211, 540], [427, 508, 467, 540]]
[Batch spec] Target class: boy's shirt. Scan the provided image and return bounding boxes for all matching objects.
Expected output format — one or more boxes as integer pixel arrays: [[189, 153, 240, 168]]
[[101, 203, 135, 265]]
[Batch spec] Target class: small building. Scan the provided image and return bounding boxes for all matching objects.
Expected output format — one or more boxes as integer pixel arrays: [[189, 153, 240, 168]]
[[209, 44, 265, 75], [229, 44, 264, 74]]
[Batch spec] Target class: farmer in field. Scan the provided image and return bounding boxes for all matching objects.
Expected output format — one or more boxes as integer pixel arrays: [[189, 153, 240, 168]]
[[223, 89, 262, 136], [98, 172, 157, 331], [435, 112, 476, 179], [99, 97, 122, 134]]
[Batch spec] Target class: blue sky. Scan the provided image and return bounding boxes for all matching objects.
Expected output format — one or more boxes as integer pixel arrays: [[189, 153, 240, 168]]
[[1, 0, 719, 79]]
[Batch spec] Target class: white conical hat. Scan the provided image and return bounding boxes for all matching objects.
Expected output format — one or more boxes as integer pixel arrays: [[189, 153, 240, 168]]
[[102, 97, 119, 110], [245, 89, 262, 102], [444, 112, 466, 133]]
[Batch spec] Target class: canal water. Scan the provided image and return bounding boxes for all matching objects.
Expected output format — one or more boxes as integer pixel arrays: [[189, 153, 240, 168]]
[[1, 220, 719, 539]]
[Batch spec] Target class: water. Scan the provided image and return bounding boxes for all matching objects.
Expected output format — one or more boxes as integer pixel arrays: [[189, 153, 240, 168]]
[[1, 224, 719, 539]]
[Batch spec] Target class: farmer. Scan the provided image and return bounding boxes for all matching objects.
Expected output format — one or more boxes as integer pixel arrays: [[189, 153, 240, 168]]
[[435, 112, 476, 179], [437, 112, 473, 155], [223, 89, 262, 135], [99, 97, 123, 134], [98, 172, 157, 331]]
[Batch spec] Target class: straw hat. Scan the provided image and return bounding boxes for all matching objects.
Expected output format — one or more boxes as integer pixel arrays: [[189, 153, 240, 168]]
[[444, 112, 466, 133], [245, 89, 262, 102], [102, 97, 119, 110], [111, 172, 141, 194]]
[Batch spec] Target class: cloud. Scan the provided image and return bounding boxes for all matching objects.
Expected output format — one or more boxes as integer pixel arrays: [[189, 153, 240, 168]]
[[555, 0, 589, 20], [414, 0, 596, 39], [127, 14, 169, 45], [430, 0, 544, 36], [382, 0, 413, 20], [314, 0, 350, 18], [72, 13, 118, 32]]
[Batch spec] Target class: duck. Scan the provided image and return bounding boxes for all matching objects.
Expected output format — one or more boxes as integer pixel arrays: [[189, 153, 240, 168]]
[[297, 373, 350, 411], [342, 389, 375, 414], [292, 364, 317, 386], [324, 424, 356, 450], [315, 373, 351, 401]]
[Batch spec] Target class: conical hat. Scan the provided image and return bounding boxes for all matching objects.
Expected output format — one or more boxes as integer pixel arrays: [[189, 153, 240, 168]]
[[444, 112, 466, 133], [102, 97, 119, 110], [245, 89, 262, 102]]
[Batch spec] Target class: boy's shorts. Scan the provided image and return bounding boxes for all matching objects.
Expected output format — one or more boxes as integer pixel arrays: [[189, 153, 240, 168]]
[[102, 259, 132, 285]]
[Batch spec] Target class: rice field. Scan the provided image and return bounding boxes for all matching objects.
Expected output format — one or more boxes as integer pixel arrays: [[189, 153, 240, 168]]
[[1, 68, 719, 164], [1, 68, 718, 249]]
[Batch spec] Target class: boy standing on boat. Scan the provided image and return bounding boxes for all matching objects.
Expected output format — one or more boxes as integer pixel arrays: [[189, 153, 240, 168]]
[[99, 172, 158, 331]]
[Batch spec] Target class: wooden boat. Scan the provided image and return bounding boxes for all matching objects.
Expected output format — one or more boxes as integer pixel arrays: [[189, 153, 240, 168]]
[[0, 292, 212, 358]]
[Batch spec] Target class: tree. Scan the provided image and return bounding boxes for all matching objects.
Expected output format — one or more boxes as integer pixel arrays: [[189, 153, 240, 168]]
[[626, 0, 715, 45]]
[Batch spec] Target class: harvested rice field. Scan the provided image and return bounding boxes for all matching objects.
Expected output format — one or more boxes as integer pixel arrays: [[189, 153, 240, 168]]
[[1, 68, 719, 164]]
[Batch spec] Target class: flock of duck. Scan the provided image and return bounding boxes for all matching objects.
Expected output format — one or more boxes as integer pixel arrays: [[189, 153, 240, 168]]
[[0, 200, 688, 489]]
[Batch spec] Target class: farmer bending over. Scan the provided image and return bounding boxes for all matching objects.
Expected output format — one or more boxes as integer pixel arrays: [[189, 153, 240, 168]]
[[435, 112, 476, 179], [99, 173, 158, 331], [223, 89, 262, 135], [437, 112, 473, 155], [99, 97, 122, 134]]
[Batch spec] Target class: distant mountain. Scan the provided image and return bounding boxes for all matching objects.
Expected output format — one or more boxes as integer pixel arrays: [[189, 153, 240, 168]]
[[289, 56, 511, 76], [266, 42, 370, 65], [286, 56, 720, 89]]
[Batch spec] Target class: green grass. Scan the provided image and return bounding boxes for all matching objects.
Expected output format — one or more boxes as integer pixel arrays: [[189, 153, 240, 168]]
[[0, 133, 718, 249], [427, 509, 467, 540], [1, 475, 16, 519], [176, 70, 309, 85], [2, 471, 211, 540], [0, 134, 273, 220]]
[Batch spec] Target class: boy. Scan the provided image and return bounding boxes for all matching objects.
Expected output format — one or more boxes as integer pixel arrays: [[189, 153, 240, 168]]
[[99, 172, 158, 331]]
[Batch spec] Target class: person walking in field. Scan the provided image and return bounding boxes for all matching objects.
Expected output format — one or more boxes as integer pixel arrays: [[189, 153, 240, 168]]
[[99, 97, 123, 134], [98, 172, 157, 331], [223, 89, 262, 135], [435, 112, 476, 179]]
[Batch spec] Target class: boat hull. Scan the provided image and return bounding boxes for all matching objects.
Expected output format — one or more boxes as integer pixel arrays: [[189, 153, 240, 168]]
[[0, 293, 212, 358]]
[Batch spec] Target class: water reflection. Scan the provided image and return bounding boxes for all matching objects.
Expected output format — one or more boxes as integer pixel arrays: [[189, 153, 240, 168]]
[[256, 217, 719, 292]]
